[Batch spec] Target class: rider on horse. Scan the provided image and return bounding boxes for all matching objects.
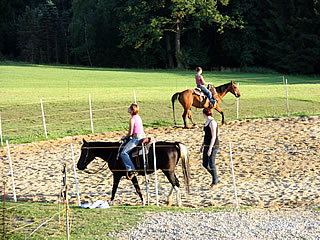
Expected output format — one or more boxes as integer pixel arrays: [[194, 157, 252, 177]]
[[121, 103, 145, 180], [195, 67, 217, 108]]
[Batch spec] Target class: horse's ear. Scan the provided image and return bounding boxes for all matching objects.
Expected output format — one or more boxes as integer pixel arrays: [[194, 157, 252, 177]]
[[83, 138, 88, 145]]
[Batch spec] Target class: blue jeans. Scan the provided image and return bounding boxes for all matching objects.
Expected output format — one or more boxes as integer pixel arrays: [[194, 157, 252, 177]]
[[121, 136, 144, 171], [198, 85, 215, 105], [203, 147, 219, 184]]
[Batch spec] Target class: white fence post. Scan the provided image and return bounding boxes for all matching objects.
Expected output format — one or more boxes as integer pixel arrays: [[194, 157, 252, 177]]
[[70, 143, 81, 206], [89, 94, 94, 134], [0, 114, 3, 146], [40, 98, 48, 139], [229, 142, 239, 209], [142, 144, 149, 205], [6, 140, 17, 202], [153, 142, 159, 207], [285, 78, 289, 116], [64, 164, 70, 240], [133, 89, 137, 104], [236, 83, 239, 119]]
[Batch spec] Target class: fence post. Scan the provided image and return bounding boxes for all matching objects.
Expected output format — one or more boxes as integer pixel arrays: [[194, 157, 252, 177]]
[[285, 78, 289, 116], [153, 142, 159, 207], [70, 143, 81, 206], [40, 98, 48, 139], [65, 184, 70, 240], [89, 94, 94, 134], [133, 89, 136, 104], [229, 142, 239, 209], [142, 144, 149, 205], [6, 140, 16, 202], [0, 114, 3, 146], [2, 182, 5, 240], [236, 83, 239, 119], [62, 164, 70, 240]]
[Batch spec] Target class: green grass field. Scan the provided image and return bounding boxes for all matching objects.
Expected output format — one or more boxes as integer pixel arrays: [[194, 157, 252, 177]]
[[0, 61, 319, 144], [1, 201, 232, 239]]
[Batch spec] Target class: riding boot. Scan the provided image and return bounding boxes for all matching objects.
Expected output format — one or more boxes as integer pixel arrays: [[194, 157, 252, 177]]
[[126, 170, 138, 180], [209, 100, 216, 109]]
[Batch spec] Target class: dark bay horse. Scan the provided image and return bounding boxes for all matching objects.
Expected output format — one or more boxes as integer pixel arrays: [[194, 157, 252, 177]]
[[77, 139, 190, 207], [171, 81, 241, 128]]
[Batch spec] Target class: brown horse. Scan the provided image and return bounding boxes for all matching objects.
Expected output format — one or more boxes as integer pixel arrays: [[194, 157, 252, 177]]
[[171, 81, 241, 128]]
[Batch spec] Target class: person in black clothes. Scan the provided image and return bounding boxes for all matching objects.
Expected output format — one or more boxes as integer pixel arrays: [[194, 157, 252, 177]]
[[200, 108, 220, 190]]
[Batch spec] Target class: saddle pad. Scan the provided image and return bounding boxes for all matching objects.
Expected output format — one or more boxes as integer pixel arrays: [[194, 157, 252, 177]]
[[193, 88, 205, 96], [131, 143, 151, 158]]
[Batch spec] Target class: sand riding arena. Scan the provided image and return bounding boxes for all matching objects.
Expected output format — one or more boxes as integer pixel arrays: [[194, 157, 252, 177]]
[[1, 116, 320, 209]]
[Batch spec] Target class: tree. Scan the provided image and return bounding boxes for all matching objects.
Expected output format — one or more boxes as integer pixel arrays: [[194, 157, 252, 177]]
[[260, 0, 320, 73], [17, 0, 71, 64], [219, 0, 259, 68], [70, 0, 100, 66], [117, 0, 241, 68], [17, 6, 39, 62], [0, 0, 44, 58]]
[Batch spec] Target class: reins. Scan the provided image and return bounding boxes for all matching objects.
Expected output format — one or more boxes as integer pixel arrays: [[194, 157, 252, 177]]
[[220, 98, 236, 106], [214, 83, 238, 107], [84, 161, 108, 174], [83, 152, 112, 174]]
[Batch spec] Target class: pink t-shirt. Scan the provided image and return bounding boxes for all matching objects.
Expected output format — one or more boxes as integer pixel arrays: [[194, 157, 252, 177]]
[[195, 74, 204, 86], [132, 114, 144, 135]]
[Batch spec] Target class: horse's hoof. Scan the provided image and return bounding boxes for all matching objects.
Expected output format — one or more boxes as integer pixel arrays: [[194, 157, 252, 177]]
[[110, 200, 114, 206]]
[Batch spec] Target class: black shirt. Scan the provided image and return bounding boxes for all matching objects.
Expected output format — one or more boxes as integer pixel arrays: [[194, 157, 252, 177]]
[[203, 120, 219, 148]]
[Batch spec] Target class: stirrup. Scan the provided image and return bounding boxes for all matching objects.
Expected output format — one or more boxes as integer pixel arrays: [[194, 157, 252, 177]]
[[209, 102, 216, 109], [126, 171, 137, 180]]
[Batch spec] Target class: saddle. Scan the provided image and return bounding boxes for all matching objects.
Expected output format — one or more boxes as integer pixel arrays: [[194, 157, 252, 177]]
[[193, 88, 207, 103], [130, 137, 152, 169], [193, 88, 206, 97], [193, 86, 218, 104]]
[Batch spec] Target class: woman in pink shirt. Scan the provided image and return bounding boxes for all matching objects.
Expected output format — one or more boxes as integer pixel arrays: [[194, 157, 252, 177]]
[[121, 104, 145, 180], [196, 67, 216, 107]]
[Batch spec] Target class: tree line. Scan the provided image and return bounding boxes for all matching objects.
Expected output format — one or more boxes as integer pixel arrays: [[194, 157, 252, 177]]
[[1, 0, 319, 74]]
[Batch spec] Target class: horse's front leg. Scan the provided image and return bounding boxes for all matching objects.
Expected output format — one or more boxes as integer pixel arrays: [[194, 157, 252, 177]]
[[215, 106, 225, 124], [131, 176, 145, 206], [110, 172, 122, 206]]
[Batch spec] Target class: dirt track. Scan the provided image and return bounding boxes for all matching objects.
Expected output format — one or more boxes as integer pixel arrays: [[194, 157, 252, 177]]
[[1, 116, 320, 208]]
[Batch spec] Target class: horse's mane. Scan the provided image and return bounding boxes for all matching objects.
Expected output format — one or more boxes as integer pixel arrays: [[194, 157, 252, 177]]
[[215, 82, 232, 93]]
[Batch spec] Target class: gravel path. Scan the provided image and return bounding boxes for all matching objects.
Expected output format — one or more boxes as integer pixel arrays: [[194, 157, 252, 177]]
[[112, 208, 320, 240]]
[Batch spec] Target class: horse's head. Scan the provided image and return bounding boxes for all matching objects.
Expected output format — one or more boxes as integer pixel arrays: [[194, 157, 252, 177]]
[[230, 81, 241, 98], [77, 139, 96, 170]]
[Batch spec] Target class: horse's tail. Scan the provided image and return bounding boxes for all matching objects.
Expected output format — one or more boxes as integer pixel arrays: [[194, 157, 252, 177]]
[[177, 142, 191, 194], [171, 92, 180, 125]]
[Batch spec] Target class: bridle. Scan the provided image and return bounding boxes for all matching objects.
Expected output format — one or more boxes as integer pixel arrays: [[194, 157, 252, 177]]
[[231, 83, 240, 97], [80, 146, 110, 174]]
